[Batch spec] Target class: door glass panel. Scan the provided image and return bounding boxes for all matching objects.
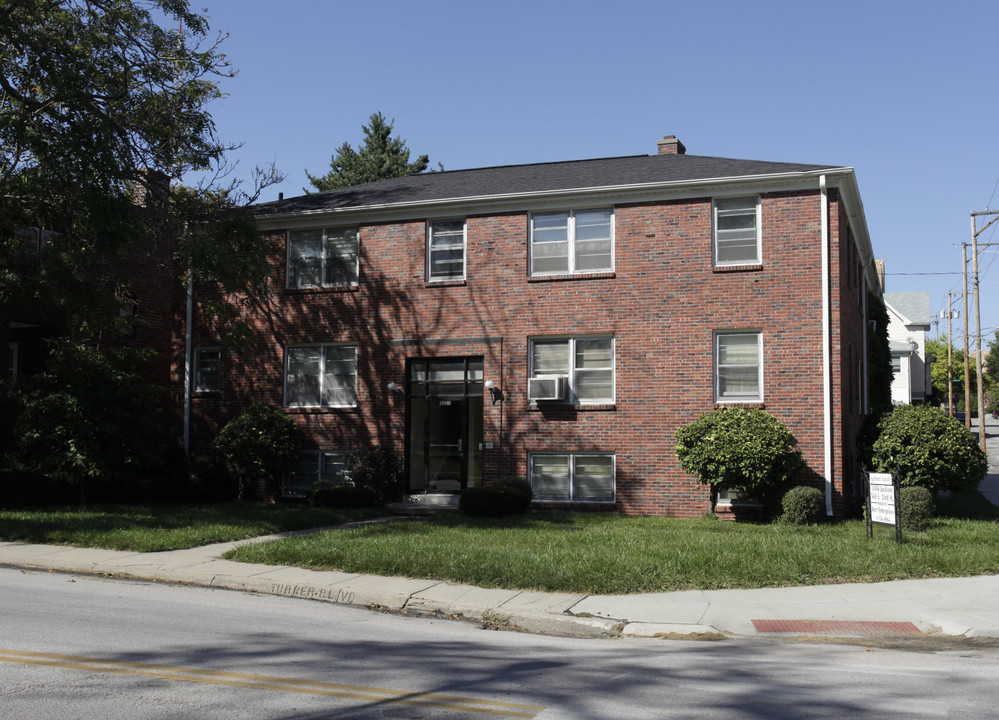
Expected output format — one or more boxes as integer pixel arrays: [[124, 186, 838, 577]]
[[408, 396, 427, 492], [466, 395, 483, 488], [407, 358, 484, 494], [427, 397, 463, 492]]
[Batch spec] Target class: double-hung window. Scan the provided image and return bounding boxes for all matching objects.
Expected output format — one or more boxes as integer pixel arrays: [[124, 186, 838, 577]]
[[194, 348, 221, 393], [287, 226, 359, 288], [530, 336, 614, 403], [715, 332, 762, 402], [529, 452, 615, 502], [427, 220, 466, 281], [530, 209, 613, 275], [713, 197, 760, 266], [283, 450, 348, 497], [285, 344, 357, 408]]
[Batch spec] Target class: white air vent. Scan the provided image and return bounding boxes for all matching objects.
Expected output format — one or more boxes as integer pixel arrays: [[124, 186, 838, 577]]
[[528, 375, 567, 401]]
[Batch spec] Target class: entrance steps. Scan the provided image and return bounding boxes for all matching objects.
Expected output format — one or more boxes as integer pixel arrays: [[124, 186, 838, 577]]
[[386, 494, 460, 515]]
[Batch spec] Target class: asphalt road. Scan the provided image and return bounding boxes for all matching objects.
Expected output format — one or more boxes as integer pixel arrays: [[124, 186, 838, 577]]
[[2, 567, 999, 719]]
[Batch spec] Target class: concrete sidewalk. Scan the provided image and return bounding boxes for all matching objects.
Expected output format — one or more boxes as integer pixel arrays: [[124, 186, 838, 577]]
[[3, 415, 997, 643], [3, 518, 999, 641]]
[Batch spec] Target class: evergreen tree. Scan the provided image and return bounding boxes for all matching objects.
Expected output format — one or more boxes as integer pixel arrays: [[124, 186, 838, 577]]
[[305, 112, 431, 192]]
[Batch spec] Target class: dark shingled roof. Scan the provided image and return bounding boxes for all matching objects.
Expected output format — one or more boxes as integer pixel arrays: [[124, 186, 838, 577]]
[[253, 152, 840, 217]]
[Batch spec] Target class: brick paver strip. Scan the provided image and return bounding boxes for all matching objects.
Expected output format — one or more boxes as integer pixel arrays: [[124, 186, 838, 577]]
[[752, 619, 921, 635]]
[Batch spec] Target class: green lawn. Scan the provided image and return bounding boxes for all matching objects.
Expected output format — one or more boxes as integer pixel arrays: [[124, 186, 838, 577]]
[[222, 491, 999, 594], [2, 493, 997, 594], [0, 503, 384, 552]]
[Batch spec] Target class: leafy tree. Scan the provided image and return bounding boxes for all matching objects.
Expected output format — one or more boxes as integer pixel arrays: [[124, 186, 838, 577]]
[[1, 1, 283, 491], [213, 403, 302, 500], [1, 0, 282, 345], [870, 405, 987, 493], [926, 337, 977, 411], [5, 339, 165, 503], [305, 112, 431, 192], [984, 330, 999, 407], [674, 407, 803, 500]]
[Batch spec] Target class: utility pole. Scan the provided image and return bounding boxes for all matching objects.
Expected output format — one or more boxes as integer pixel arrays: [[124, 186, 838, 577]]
[[947, 292, 954, 417], [963, 243, 971, 429], [968, 211, 999, 452]]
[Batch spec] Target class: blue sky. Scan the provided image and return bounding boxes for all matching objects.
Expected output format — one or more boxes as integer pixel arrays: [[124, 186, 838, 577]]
[[194, 0, 999, 344]]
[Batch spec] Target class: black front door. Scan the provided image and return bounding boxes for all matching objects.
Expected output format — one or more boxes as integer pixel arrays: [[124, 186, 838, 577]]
[[407, 358, 483, 493]]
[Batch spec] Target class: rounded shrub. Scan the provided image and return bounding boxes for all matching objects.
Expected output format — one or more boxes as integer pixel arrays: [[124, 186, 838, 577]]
[[781, 485, 825, 525], [900, 486, 935, 532], [870, 405, 987, 493], [345, 446, 402, 504], [674, 407, 803, 499], [213, 403, 301, 500]]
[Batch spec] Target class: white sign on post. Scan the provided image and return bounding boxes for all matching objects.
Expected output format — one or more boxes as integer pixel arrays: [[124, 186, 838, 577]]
[[868, 472, 896, 526]]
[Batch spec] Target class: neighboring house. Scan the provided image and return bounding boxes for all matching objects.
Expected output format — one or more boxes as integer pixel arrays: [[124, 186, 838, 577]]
[[185, 135, 880, 518], [883, 291, 932, 405]]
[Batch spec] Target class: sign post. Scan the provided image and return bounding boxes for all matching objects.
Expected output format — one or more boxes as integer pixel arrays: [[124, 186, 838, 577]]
[[866, 471, 902, 543]]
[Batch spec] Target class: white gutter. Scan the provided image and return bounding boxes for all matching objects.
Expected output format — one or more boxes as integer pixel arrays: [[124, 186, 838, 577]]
[[820, 175, 833, 516], [255, 168, 855, 229]]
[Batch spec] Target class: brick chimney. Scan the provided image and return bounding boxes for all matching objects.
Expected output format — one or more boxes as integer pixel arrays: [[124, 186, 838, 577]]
[[133, 167, 170, 207], [657, 135, 686, 155]]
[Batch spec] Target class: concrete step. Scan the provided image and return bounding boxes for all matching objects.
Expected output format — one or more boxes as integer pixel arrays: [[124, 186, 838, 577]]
[[386, 494, 460, 515]]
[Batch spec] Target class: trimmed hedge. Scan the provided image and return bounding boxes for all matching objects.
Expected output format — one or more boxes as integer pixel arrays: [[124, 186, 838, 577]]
[[900, 486, 935, 532], [307, 481, 380, 509], [459, 477, 533, 518]]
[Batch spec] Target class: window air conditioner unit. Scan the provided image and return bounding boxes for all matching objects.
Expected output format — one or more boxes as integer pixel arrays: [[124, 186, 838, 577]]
[[528, 375, 567, 401]]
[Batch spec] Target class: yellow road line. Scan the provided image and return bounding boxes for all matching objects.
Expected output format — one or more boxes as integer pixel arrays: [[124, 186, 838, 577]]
[[0, 648, 543, 718]]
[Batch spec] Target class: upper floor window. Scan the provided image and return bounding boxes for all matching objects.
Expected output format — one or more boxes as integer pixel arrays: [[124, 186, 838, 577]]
[[530, 209, 613, 275], [529, 336, 614, 404], [287, 227, 358, 288], [427, 220, 466, 281], [715, 331, 762, 402], [285, 344, 357, 408], [713, 197, 760, 266], [194, 348, 221, 393]]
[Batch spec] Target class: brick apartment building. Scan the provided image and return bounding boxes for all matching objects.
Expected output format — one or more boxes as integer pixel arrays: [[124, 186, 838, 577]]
[[185, 136, 879, 518]]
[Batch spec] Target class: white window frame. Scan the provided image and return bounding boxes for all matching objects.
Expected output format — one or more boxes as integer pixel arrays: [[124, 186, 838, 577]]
[[713, 196, 761, 266], [193, 347, 221, 393], [529, 208, 614, 276], [286, 226, 359, 289], [529, 452, 616, 503], [426, 219, 466, 281], [284, 343, 358, 408], [529, 335, 615, 404], [283, 450, 349, 497], [714, 331, 763, 402]]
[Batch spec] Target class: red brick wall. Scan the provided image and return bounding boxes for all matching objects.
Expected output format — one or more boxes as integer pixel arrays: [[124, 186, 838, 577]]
[[189, 187, 867, 517]]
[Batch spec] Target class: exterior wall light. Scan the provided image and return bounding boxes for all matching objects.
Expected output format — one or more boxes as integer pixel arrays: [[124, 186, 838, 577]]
[[387, 382, 403, 395], [485, 379, 503, 404]]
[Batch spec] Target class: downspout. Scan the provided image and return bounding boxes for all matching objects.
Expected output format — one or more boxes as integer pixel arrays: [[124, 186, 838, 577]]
[[820, 176, 834, 516], [862, 280, 869, 412], [182, 260, 193, 455]]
